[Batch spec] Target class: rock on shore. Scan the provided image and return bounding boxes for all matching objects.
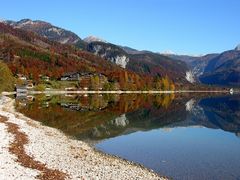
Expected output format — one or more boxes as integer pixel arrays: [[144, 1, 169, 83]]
[[0, 96, 167, 180]]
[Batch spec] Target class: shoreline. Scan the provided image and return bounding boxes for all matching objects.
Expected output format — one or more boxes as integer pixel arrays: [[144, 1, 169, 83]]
[[0, 96, 166, 180], [2, 89, 232, 96]]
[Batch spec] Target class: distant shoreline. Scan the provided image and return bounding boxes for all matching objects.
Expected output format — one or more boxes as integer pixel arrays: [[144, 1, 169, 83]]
[[2, 90, 232, 96]]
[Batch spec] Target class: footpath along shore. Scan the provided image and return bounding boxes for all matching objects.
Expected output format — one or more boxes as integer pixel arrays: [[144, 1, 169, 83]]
[[0, 95, 167, 180]]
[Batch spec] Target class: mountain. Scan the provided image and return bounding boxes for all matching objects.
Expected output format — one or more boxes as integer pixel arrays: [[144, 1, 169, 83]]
[[167, 54, 203, 64], [87, 41, 129, 68], [87, 41, 189, 83], [83, 36, 107, 43], [0, 22, 115, 73], [166, 54, 219, 76], [168, 48, 240, 87], [127, 53, 189, 83], [0, 22, 184, 90], [199, 50, 240, 86], [168, 55, 197, 63], [0, 22, 148, 90], [3, 18, 192, 84], [3, 18, 239, 87], [235, 44, 240, 51], [189, 54, 219, 77], [4, 19, 87, 49], [120, 46, 148, 55]]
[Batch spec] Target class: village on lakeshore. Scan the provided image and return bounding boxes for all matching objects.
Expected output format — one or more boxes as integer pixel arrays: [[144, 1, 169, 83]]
[[15, 72, 111, 93]]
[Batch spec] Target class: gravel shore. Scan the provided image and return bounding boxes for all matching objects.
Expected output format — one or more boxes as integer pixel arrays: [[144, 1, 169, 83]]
[[0, 96, 167, 180]]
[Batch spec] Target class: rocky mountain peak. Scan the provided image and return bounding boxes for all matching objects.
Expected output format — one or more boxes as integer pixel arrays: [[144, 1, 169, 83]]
[[84, 36, 107, 43], [235, 44, 240, 51], [18, 19, 32, 23], [4, 19, 82, 45]]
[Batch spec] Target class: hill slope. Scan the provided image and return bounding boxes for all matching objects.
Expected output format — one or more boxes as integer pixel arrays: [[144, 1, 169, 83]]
[[168, 50, 240, 87], [199, 50, 240, 86], [4, 19, 87, 49], [0, 22, 179, 90], [87, 41, 189, 84]]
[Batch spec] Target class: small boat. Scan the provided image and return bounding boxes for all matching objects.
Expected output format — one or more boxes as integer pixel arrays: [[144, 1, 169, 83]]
[[230, 88, 234, 95]]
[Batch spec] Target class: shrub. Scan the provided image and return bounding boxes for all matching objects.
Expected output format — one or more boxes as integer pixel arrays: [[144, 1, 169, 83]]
[[34, 84, 46, 91], [0, 61, 15, 93]]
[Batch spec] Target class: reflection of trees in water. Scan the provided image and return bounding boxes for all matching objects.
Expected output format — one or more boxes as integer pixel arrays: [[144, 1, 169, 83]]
[[16, 93, 182, 140], [110, 94, 176, 114], [154, 93, 175, 109], [17, 94, 240, 140]]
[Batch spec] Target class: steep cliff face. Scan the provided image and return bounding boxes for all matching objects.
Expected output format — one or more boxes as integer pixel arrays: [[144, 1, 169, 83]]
[[87, 42, 129, 68], [87, 41, 189, 83], [185, 71, 195, 83]]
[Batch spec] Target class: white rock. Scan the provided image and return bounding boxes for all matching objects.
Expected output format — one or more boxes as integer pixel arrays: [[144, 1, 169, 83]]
[[60, 38, 70, 44], [48, 27, 62, 35], [112, 114, 129, 127], [185, 99, 196, 112], [111, 55, 129, 68], [84, 36, 107, 43], [185, 71, 195, 83]]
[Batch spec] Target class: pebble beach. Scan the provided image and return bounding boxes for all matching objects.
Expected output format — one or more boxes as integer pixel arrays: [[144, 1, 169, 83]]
[[0, 96, 167, 180]]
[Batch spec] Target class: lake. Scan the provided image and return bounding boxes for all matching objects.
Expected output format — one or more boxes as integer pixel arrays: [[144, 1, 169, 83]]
[[15, 93, 240, 180]]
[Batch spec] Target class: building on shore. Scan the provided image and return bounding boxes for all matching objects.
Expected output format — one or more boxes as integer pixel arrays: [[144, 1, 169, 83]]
[[61, 72, 108, 90], [17, 74, 27, 81], [61, 72, 81, 81], [16, 85, 27, 93]]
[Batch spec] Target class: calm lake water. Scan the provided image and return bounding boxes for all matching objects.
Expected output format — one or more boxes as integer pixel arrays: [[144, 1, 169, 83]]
[[15, 93, 240, 180]]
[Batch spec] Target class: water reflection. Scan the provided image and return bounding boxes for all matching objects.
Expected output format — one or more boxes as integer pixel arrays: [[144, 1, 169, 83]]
[[15, 93, 240, 140], [15, 93, 240, 179], [16, 93, 179, 139], [184, 96, 240, 136]]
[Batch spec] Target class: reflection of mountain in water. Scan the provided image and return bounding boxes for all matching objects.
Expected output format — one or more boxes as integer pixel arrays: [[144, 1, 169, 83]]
[[167, 96, 240, 137], [200, 96, 240, 135], [84, 99, 188, 140], [15, 94, 240, 141], [15, 94, 186, 140]]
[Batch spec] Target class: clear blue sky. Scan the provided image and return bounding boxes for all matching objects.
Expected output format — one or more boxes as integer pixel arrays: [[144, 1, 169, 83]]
[[1, 0, 240, 55]]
